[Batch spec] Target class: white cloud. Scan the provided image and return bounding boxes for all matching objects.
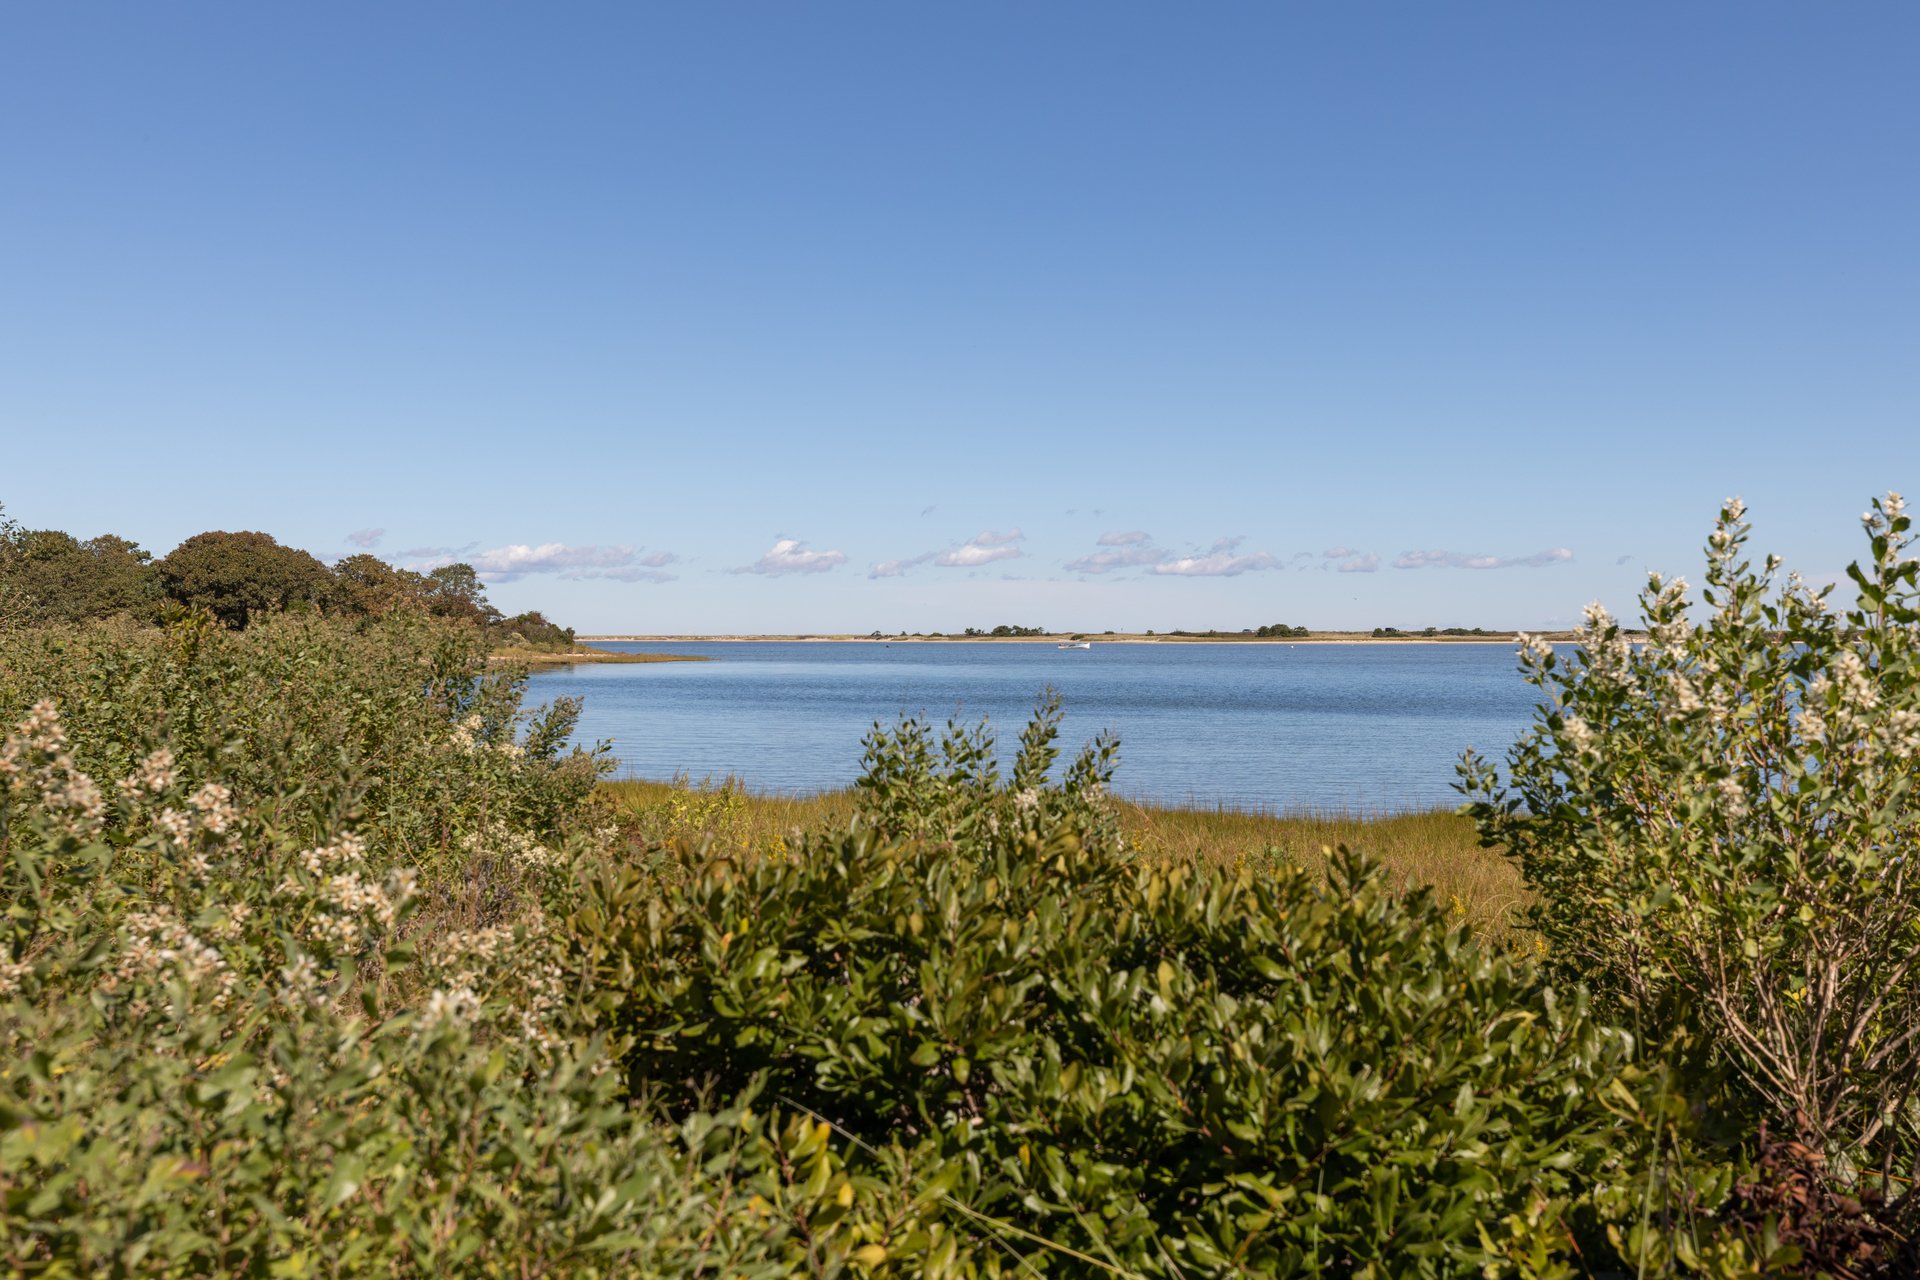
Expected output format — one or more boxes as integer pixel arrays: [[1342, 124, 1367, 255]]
[[429, 543, 679, 584], [1392, 547, 1574, 570], [869, 552, 935, 579], [345, 528, 385, 549], [596, 566, 677, 583], [1151, 550, 1280, 577], [737, 538, 847, 576], [1070, 531, 1282, 577], [400, 542, 478, 561], [937, 542, 1023, 567], [1066, 545, 1169, 574], [471, 543, 636, 575], [1316, 548, 1378, 573], [398, 541, 680, 584], [874, 529, 1026, 576], [571, 551, 679, 584]]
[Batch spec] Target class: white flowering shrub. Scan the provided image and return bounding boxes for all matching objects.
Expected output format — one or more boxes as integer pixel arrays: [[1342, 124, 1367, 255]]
[[1461, 495, 1920, 1186], [0, 611, 603, 891], [0, 624, 972, 1276]]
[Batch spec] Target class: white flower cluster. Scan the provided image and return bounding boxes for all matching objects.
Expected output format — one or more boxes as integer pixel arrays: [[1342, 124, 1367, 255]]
[[1576, 602, 1635, 679], [1790, 645, 1920, 764], [278, 953, 323, 1007], [299, 832, 368, 876], [1833, 651, 1880, 715], [1706, 498, 1746, 562], [1799, 652, 1881, 747], [1665, 671, 1705, 715], [461, 820, 563, 871], [1515, 633, 1556, 666], [1714, 775, 1749, 820], [1560, 715, 1598, 759], [145, 780, 245, 878], [115, 907, 239, 1006], [287, 834, 418, 956], [0, 701, 107, 837], [1781, 571, 1829, 617], [0, 957, 31, 1000], [1796, 691, 1828, 744], [448, 713, 527, 759], [1886, 709, 1920, 759], [115, 747, 176, 799], [420, 985, 482, 1034], [188, 781, 238, 834], [426, 915, 567, 1052], [449, 714, 484, 751], [1642, 574, 1693, 650]]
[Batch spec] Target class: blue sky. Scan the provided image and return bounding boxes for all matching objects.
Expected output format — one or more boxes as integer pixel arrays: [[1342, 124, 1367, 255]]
[[3, 4, 1915, 633]]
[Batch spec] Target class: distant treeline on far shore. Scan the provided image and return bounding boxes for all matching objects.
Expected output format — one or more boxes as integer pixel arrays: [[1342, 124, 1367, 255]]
[[855, 622, 1529, 641]]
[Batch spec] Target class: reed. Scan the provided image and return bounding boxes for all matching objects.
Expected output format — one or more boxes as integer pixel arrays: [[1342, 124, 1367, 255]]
[[595, 777, 1524, 939], [489, 645, 707, 666]]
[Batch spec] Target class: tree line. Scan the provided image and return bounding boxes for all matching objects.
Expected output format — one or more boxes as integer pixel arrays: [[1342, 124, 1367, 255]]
[[0, 503, 573, 647]]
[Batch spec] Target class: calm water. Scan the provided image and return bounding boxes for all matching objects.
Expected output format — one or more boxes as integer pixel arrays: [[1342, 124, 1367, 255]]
[[526, 641, 1545, 814]]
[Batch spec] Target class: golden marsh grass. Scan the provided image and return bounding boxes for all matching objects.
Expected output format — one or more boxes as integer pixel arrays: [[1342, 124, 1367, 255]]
[[596, 778, 1526, 940]]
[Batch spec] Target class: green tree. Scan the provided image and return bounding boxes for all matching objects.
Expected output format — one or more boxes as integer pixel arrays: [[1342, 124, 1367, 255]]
[[0, 520, 160, 625], [157, 530, 334, 628], [493, 610, 574, 649], [424, 562, 498, 625], [331, 552, 431, 619], [0, 503, 23, 628]]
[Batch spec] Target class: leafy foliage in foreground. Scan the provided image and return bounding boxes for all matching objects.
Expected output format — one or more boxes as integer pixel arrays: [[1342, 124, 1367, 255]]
[[577, 702, 1671, 1277], [0, 612, 595, 882], [0, 617, 952, 1277], [1462, 496, 1920, 1189]]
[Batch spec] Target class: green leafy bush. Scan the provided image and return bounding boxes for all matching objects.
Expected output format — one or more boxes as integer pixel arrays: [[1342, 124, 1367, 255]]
[[1461, 494, 1920, 1191], [573, 701, 1652, 1277], [0, 611, 601, 887], [0, 618, 960, 1277]]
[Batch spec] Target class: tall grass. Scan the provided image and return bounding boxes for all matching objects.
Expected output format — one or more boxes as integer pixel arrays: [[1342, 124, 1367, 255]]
[[595, 777, 1525, 939]]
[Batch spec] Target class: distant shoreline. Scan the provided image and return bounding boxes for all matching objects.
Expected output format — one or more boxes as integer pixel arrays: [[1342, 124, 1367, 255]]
[[491, 646, 709, 666], [577, 632, 1601, 647]]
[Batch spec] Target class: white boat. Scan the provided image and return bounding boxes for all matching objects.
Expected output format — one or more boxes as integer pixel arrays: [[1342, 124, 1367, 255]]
[[1057, 641, 1092, 649]]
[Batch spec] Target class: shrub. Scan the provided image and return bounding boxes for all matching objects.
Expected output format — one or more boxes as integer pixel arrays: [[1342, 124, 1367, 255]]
[[573, 700, 1649, 1277], [0, 611, 602, 886], [1460, 494, 1920, 1190], [0, 619, 959, 1277]]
